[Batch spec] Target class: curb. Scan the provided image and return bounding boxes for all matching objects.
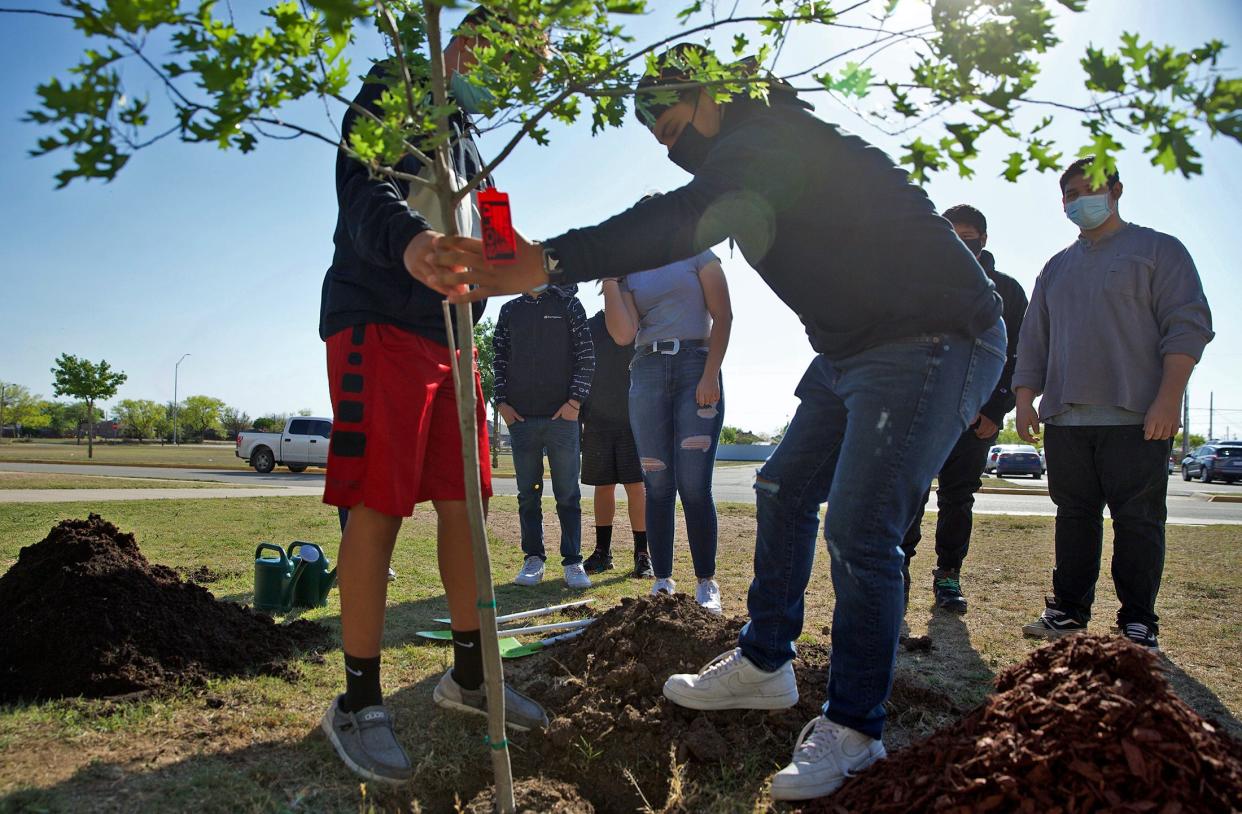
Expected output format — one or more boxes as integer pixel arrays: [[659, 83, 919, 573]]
[[1201, 493, 1242, 504], [978, 487, 1050, 496]]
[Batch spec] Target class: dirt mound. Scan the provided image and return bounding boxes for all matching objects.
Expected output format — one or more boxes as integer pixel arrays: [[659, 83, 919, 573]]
[[815, 634, 1242, 813], [0, 515, 330, 702], [505, 593, 823, 811], [460, 777, 594, 813]]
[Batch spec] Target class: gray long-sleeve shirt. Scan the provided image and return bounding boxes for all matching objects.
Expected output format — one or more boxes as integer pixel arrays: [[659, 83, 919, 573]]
[[1013, 223, 1213, 421]]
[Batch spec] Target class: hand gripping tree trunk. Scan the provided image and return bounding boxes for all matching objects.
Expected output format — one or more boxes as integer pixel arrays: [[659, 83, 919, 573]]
[[421, 4, 516, 812]]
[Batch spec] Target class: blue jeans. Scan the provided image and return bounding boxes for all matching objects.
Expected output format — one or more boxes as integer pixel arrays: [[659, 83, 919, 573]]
[[738, 320, 1006, 739], [628, 347, 725, 579], [509, 417, 583, 566]]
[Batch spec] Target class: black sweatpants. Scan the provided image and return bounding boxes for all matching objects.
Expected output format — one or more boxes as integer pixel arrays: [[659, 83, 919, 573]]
[[902, 425, 996, 573], [1044, 424, 1171, 632]]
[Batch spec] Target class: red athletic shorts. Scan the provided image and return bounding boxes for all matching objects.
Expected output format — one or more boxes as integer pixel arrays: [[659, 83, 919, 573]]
[[323, 323, 492, 517]]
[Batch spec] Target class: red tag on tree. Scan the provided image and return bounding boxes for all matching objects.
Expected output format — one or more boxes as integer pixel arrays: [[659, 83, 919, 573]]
[[478, 188, 517, 264]]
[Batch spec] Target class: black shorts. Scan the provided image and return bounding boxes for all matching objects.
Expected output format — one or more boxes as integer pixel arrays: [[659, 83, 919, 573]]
[[581, 422, 642, 486]]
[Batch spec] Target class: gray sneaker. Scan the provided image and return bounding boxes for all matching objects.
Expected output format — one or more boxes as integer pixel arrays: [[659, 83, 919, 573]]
[[564, 562, 592, 589], [432, 669, 550, 732], [320, 695, 412, 785]]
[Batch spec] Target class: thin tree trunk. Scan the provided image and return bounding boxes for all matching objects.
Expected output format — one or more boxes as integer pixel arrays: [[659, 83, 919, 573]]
[[421, 5, 516, 812], [87, 399, 94, 459]]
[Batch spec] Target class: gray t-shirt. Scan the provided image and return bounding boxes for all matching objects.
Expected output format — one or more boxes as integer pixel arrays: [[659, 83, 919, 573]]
[[621, 250, 719, 346], [1014, 223, 1213, 422]]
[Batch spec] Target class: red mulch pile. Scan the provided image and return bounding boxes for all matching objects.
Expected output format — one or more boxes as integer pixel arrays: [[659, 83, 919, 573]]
[[0, 515, 330, 703], [812, 634, 1242, 813]]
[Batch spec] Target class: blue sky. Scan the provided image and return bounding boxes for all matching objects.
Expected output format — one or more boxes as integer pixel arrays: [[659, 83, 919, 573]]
[[1, 1, 1240, 438]]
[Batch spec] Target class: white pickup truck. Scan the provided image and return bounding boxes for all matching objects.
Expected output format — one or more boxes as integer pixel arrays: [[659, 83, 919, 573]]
[[235, 416, 333, 473]]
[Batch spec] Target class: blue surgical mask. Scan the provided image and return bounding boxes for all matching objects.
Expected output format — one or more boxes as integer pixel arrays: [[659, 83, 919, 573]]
[[1064, 192, 1113, 230], [450, 70, 494, 115]]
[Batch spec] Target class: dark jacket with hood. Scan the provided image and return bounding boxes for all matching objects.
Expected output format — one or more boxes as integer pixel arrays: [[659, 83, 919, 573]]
[[581, 311, 635, 429], [320, 62, 488, 346], [544, 98, 1002, 360], [977, 249, 1028, 427], [492, 285, 595, 418]]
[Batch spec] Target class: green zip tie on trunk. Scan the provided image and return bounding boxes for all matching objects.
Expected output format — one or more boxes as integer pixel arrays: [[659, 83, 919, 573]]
[[477, 599, 497, 609], [485, 736, 509, 751]]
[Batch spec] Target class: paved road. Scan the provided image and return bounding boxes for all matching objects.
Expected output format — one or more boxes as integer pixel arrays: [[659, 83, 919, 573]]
[[2, 462, 1240, 525]]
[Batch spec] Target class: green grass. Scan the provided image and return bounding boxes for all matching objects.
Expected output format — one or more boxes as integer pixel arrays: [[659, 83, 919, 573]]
[[0, 472, 239, 490], [0, 441, 519, 479], [0, 440, 251, 470], [0, 497, 1238, 813]]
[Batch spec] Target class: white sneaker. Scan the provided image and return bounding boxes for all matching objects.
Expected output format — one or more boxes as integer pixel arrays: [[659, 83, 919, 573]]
[[769, 717, 886, 801], [662, 648, 799, 711], [564, 562, 592, 589], [695, 578, 722, 614], [514, 556, 544, 586], [651, 577, 676, 596]]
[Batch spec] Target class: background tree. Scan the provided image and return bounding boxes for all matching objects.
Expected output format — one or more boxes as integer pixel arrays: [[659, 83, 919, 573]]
[[0, 384, 50, 439], [39, 400, 103, 440], [177, 395, 225, 442], [474, 318, 500, 468], [50, 354, 127, 458], [720, 425, 740, 445], [1173, 432, 1206, 453], [220, 406, 253, 439], [112, 398, 166, 441], [252, 414, 288, 433], [996, 417, 1031, 446]]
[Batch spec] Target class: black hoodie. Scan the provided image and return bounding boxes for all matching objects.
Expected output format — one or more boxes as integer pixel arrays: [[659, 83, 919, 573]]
[[319, 62, 487, 346], [545, 99, 1002, 360], [492, 285, 595, 418], [976, 250, 1027, 426]]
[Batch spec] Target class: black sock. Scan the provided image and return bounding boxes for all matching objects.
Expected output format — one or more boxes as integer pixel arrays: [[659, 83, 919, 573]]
[[633, 530, 648, 555], [451, 629, 484, 691], [341, 653, 382, 712], [595, 525, 613, 555]]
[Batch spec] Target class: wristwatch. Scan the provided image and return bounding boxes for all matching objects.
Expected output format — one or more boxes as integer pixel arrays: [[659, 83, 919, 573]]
[[531, 245, 563, 294], [544, 243, 564, 275]]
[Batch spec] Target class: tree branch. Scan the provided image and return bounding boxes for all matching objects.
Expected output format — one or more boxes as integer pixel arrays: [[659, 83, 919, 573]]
[[0, 6, 79, 20]]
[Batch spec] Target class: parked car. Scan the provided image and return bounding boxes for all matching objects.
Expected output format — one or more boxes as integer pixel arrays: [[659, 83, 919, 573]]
[[1181, 441, 1242, 484], [236, 417, 332, 473], [996, 448, 1043, 479], [986, 444, 1039, 474], [1039, 448, 1047, 473]]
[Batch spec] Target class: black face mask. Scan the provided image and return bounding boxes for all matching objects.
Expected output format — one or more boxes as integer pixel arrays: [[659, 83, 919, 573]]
[[962, 237, 984, 257], [668, 122, 714, 174]]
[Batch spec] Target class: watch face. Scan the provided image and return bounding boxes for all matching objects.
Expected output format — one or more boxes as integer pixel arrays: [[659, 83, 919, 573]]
[[544, 248, 563, 277]]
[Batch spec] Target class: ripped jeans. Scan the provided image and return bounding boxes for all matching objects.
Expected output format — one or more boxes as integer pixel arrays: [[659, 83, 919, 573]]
[[628, 345, 725, 580], [738, 320, 1006, 740]]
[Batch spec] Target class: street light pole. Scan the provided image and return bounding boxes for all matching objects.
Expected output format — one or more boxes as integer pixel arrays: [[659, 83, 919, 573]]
[[174, 353, 191, 445]]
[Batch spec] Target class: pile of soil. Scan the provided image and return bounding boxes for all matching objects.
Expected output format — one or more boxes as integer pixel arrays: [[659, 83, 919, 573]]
[[508, 593, 832, 811], [0, 515, 330, 702], [816, 634, 1242, 813], [460, 777, 594, 813]]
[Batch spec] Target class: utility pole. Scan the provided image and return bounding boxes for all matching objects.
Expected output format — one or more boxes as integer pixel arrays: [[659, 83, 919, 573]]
[[1209, 391, 1214, 441], [1182, 389, 1190, 460], [174, 353, 191, 445]]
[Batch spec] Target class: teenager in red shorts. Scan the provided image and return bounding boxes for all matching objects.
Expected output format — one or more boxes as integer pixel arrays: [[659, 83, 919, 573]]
[[317, 8, 547, 786]]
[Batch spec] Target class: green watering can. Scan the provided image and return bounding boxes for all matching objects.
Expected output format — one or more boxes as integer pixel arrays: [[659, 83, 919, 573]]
[[288, 541, 338, 609], [253, 541, 338, 613]]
